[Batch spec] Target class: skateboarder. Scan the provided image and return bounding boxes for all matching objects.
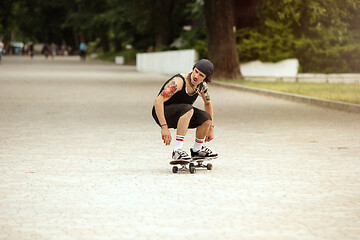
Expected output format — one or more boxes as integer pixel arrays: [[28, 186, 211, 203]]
[[152, 59, 218, 161]]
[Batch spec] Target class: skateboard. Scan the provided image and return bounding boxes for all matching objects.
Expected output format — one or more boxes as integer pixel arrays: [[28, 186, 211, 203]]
[[170, 157, 216, 174]]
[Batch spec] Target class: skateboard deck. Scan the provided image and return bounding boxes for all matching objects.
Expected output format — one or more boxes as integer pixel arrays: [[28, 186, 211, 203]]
[[170, 159, 190, 165], [170, 156, 217, 174], [169, 159, 195, 173]]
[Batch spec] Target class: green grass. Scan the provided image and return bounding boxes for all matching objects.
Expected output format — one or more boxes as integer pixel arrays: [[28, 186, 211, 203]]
[[221, 79, 360, 105]]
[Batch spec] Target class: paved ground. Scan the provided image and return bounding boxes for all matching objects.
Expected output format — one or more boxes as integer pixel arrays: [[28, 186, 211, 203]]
[[0, 56, 360, 240]]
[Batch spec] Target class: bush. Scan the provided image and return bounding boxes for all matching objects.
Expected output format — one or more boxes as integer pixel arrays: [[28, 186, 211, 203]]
[[237, 27, 360, 73], [236, 21, 296, 63], [295, 38, 360, 73], [235, 0, 360, 73]]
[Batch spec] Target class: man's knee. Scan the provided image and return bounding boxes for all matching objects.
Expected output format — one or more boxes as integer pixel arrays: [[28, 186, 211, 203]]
[[201, 119, 212, 127]]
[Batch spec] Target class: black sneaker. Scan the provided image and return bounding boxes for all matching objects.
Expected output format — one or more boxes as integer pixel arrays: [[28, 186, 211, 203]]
[[172, 149, 191, 161], [190, 146, 218, 159]]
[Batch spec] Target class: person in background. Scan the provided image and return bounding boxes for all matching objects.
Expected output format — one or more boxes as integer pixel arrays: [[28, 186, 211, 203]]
[[50, 42, 57, 59], [79, 40, 87, 61], [42, 43, 50, 59], [0, 39, 4, 64], [29, 42, 34, 58]]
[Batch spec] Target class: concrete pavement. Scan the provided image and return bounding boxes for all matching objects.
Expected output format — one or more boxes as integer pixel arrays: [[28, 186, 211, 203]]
[[1, 56, 360, 240]]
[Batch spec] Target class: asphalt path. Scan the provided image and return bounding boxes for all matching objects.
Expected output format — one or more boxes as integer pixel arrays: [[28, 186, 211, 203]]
[[1, 56, 359, 240]]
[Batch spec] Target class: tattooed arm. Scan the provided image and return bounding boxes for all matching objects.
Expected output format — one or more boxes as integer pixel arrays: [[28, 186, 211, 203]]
[[153, 77, 183, 145], [200, 83, 214, 142]]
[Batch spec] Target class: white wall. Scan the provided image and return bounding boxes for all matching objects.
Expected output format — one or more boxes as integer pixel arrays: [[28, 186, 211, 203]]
[[136, 49, 197, 75], [240, 58, 299, 77], [136, 51, 359, 84], [115, 56, 124, 65], [136, 50, 297, 77]]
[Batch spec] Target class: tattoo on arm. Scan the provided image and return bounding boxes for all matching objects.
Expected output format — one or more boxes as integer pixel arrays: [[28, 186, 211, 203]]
[[161, 80, 177, 99]]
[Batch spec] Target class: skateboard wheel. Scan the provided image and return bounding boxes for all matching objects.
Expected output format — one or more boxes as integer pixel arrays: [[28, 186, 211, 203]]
[[189, 163, 195, 174], [172, 166, 178, 173], [207, 163, 212, 170]]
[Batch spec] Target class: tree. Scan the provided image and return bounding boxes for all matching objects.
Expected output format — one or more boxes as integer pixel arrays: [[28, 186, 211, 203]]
[[130, 0, 193, 50], [236, 0, 360, 73], [204, 0, 242, 79], [233, 0, 262, 29]]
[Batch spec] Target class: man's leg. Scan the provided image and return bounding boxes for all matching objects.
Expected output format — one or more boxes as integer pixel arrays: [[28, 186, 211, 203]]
[[176, 108, 194, 136], [195, 119, 212, 139], [191, 119, 212, 152], [171, 108, 193, 160], [173, 108, 193, 152], [189, 108, 217, 159]]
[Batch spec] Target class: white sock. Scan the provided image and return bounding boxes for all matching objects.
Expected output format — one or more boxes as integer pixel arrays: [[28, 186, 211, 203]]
[[174, 135, 185, 151], [193, 138, 204, 152]]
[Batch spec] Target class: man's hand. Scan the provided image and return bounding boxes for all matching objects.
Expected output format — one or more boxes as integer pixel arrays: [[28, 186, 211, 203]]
[[161, 126, 172, 145], [205, 126, 214, 142]]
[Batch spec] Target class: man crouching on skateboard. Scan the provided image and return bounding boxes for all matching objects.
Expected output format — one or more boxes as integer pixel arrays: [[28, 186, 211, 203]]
[[152, 59, 218, 161]]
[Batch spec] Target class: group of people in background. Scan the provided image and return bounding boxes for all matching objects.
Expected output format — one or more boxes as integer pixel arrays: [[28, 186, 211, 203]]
[[41, 41, 87, 60], [41, 42, 72, 59], [0, 39, 87, 61]]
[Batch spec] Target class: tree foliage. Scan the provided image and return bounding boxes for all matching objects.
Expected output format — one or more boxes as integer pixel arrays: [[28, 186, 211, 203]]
[[1, 0, 360, 73], [236, 0, 360, 73], [1, 0, 194, 53]]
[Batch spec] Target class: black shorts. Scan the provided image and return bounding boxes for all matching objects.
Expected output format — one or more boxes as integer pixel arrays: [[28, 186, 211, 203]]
[[152, 104, 211, 129]]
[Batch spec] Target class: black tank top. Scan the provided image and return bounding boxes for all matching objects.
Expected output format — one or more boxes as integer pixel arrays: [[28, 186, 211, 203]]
[[158, 74, 201, 106]]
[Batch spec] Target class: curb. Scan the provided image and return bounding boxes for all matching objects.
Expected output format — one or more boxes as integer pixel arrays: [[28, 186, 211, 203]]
[[212, 81, 360, 114]]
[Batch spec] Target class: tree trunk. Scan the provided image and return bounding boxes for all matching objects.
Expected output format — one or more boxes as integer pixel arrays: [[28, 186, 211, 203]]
[[101, 34, 110, 52], [204, 0, 242, 79], [154, 0, 174, 49], [114, 38, 122, 52]]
